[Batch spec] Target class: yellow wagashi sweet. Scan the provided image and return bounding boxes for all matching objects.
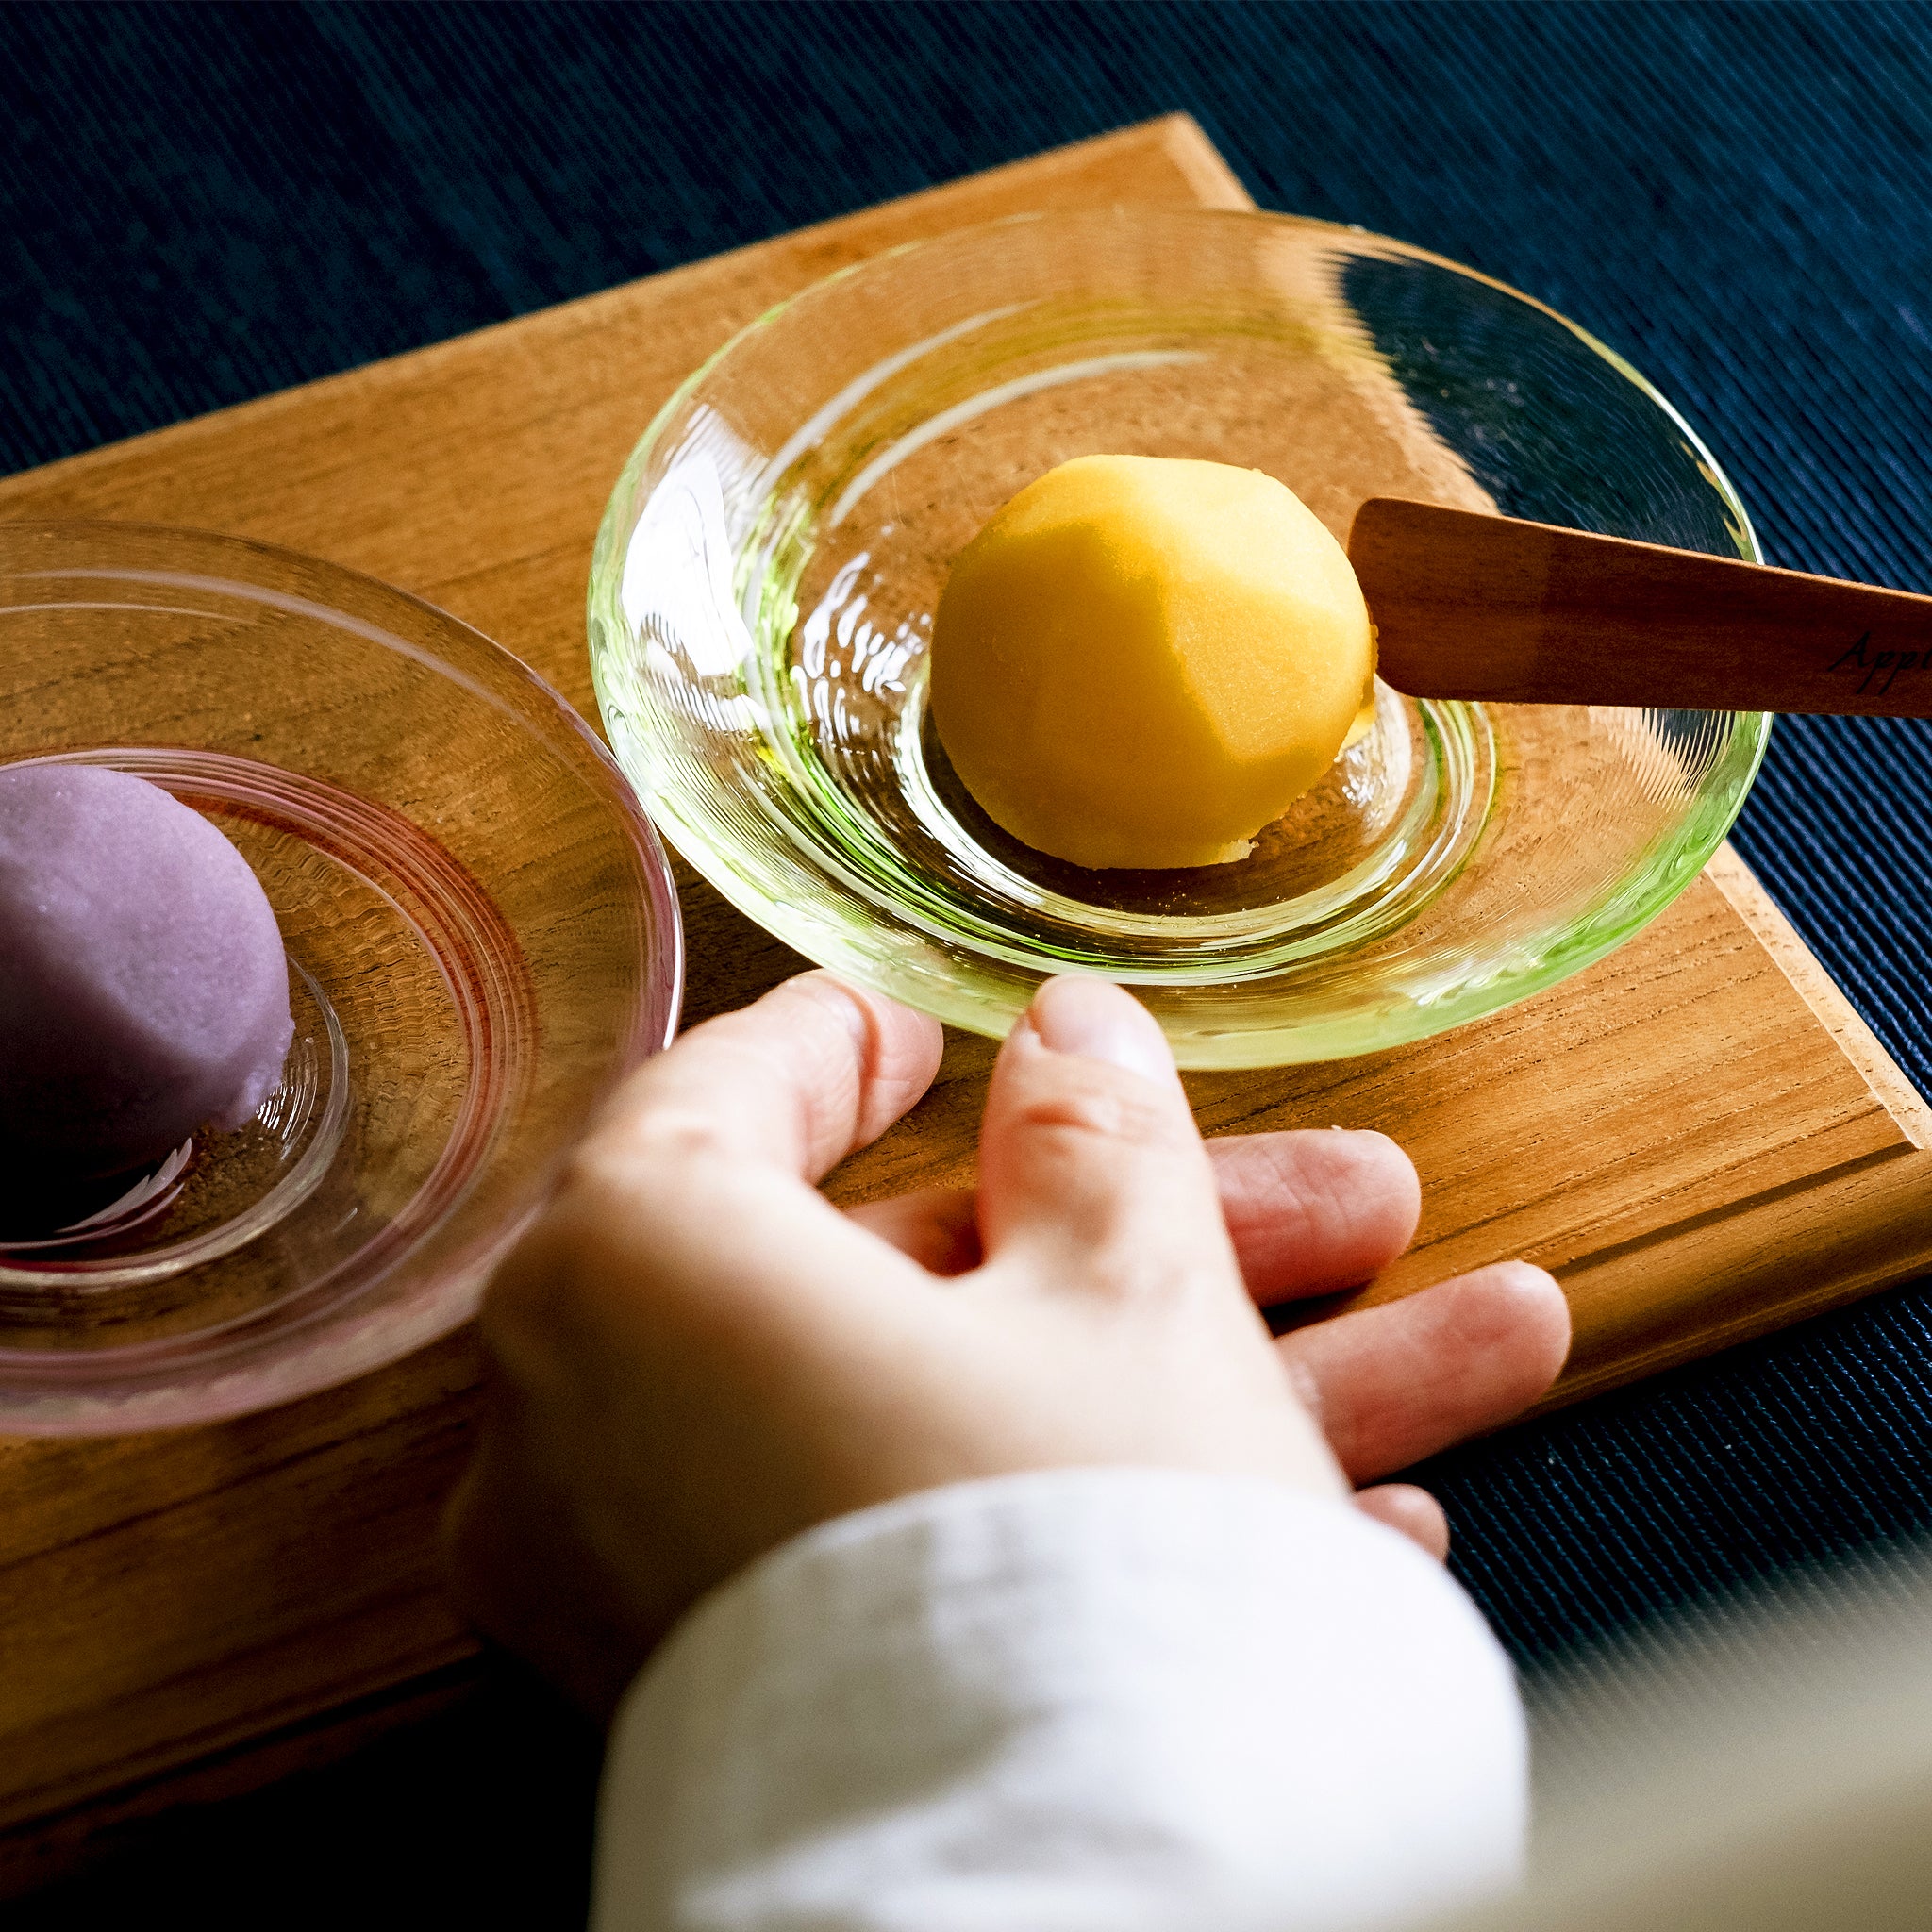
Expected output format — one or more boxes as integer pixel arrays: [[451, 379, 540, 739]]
[[930, 455, 1376, 870]]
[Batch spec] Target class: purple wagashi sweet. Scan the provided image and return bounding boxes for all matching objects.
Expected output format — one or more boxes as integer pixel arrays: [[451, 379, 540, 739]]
[[0, 764, 294, 1176]]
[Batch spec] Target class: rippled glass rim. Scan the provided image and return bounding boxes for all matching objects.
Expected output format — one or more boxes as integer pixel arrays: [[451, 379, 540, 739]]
[[591, 207, 1772, 1062], [0, 521, 687, 1428]]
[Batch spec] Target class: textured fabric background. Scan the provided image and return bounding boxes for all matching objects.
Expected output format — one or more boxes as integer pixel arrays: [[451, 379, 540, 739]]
[[8, 0, 1932, 1919]]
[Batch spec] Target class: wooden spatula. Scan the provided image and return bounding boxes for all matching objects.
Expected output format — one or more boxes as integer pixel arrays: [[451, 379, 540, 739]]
[[1348, 496, 1932, 716]]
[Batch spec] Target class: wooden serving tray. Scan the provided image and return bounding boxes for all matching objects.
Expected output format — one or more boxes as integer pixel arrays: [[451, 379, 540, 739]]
[[2, 115, 1929, 1888]]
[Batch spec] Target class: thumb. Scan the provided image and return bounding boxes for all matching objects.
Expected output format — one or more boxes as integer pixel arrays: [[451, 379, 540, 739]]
[[975, 976, 1233, 1299]]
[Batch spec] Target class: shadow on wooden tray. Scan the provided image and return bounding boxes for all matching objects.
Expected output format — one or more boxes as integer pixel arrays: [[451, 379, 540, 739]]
[[8, 1657, 599, 1931]]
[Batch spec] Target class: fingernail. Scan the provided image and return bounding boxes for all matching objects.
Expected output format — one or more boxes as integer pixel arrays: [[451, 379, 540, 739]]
[[1027, 976, 1177, 1086]]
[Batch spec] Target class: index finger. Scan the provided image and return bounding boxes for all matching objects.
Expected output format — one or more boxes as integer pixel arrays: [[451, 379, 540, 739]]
[[484, 974, 942, 1381], [583, 971, 943, 1186]]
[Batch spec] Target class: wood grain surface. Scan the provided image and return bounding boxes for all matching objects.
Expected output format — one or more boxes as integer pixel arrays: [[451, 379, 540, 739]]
[[1353, 495, 1932, 715], [1, 114, 1928, 1886]]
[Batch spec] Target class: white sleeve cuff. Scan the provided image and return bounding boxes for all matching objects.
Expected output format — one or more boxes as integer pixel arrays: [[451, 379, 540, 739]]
[[593, 1468, 1526, 1932]]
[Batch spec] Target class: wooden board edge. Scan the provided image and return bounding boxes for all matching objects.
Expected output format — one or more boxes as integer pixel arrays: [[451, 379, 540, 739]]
[[1535, 1141, 1932, 1413], [1151, 113, 1256, 210], [0, 1657, 489, 1903], [1705, 842, 1932, 1148], [0, 1615, 481, 1841], [1544, 1233, 1932, 1410]]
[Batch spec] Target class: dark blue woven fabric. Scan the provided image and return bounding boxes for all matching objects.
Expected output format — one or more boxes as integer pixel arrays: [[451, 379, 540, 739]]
[[8, 1, 1932, 1905]]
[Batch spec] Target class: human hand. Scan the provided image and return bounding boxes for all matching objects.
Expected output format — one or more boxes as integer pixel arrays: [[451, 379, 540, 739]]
[[445, 972, 1568, 1715]]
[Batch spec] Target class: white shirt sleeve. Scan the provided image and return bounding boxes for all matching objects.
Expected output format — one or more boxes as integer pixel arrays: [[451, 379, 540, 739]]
[[592, 1468, 1526, 1932]]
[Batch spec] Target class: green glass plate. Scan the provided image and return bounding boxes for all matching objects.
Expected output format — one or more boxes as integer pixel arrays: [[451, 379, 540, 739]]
[[591, 206, 1767, 1068]]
